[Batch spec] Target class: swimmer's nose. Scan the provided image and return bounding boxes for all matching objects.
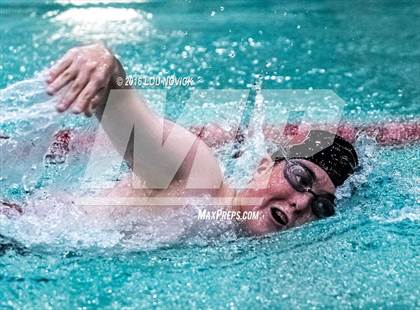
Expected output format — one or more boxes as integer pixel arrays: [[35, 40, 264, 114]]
[[288, 193, 312, 214]]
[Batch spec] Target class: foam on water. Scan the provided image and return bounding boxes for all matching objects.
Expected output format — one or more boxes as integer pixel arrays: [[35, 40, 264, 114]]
[[0, 190, 238, 251], [376, 206, 420, 223], [1, 77, 243, 251], [335, 134, 378, 199]]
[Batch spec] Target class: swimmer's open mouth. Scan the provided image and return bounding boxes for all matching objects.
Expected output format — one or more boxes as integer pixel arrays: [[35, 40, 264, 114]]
[[270, 207, 289, 226]]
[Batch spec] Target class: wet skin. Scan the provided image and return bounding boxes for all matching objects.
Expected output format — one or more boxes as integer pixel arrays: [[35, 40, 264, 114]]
[[233, 157, 336, 235], [44, 44, 337, 236]]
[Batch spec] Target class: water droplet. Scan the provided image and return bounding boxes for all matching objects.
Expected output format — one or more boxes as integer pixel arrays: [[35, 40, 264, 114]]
[[248, 37, 256, 47], [215, 48, 225, 55]]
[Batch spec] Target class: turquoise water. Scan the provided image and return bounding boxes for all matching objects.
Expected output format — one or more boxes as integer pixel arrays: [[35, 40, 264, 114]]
[[1, 1, 419, 309]]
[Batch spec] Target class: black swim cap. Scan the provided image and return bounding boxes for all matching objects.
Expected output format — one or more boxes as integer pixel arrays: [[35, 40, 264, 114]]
[[272, 130, 359, 187]]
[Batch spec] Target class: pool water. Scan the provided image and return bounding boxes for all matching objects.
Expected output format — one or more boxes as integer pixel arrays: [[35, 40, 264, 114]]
[[1, 1, 419, 308]]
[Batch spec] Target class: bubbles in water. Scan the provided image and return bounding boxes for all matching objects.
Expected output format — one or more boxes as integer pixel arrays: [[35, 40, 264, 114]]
[[336, 134, 378, 199], [247, 37, 256, 47], [376, 206, 420, 223]]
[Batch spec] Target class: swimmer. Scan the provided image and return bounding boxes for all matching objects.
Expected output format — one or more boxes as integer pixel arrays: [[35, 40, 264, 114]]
[[42, 43, 358, 235], [4, 44, 417, 235]]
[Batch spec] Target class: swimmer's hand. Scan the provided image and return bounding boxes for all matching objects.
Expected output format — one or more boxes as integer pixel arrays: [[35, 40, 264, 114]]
[[46, 43, 125, 117]]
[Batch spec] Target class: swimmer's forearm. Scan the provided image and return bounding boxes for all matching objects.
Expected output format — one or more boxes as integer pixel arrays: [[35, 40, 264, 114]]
[[90, 57, 220, 187], [99, 89, 221, 186], [47, 45, 221, 187]]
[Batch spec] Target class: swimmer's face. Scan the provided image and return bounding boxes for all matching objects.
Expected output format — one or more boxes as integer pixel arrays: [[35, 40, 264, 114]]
[[236, 156, 336, 235]]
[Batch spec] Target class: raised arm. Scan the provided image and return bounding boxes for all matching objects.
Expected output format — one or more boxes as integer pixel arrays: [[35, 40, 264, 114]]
[[46, 44, 223, 190]]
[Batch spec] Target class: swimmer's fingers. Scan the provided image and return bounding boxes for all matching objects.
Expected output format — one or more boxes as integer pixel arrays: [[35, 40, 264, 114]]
[[48, 44, 116, 114], [47, 50, 75, 83], [84, 89, 106, 117], [83, 95, 97, 117], [72, 77, 107, 114], [76, 69, 111, 114], [47, 62, 78, 95], [57, 69, 91, 112], [84, 109, 93, 118]]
